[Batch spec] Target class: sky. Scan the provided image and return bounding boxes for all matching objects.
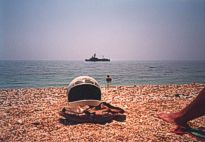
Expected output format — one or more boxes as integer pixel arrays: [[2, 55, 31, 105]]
[[0, 0, 205, 60]]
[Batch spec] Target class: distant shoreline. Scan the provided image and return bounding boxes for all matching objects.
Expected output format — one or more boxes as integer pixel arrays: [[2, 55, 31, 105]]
[[0, 83, 204, 90]]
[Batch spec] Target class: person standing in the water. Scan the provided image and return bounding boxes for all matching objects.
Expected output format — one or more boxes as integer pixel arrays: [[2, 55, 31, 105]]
[[106, 75, 112, 88]]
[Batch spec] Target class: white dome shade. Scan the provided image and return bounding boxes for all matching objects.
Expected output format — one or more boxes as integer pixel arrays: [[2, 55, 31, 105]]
[[67, 76, 101, 102]]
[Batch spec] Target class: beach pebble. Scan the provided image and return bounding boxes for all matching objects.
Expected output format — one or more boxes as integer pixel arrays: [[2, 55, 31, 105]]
[[3, 112, 8, 117], [16, 119, 23, 124], [34, 108, 43, 111], [32, 120, 41, 125], [175, 94, 181, 97], [1, 84, 205, 141]]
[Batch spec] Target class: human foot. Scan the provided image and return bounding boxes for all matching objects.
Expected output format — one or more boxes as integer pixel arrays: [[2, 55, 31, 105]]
[[158, 112, 178, 123], [158, 112, 189, 127], [171, 125, 191, 135]]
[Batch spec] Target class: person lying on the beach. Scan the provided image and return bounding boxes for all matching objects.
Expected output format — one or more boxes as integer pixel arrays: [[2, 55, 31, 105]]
[[158, 87, 205, 139]]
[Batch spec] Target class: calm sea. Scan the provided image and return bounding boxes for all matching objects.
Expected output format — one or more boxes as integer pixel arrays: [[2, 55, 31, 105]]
[[0, 60, 205, 88]]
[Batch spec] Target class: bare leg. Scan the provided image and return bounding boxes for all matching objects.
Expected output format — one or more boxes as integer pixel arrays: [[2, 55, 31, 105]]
[[159, 87, 205, 130]]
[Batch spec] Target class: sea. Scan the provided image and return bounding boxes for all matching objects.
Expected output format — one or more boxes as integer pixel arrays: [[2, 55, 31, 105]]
[[0, 60, 205, 88]]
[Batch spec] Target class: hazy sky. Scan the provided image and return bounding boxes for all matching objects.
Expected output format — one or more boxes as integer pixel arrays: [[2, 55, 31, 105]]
[[1, 0, 205, 60]]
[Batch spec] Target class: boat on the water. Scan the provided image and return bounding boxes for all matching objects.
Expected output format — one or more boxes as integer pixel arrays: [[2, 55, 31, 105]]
[[85, 54, 110, 62]]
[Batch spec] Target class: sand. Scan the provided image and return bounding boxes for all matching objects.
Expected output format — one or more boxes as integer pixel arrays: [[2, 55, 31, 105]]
[[0, 83, 205, 142]]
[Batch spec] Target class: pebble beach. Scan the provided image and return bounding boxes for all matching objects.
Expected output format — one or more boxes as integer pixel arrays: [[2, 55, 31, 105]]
[[1, 83, 205, 142]]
